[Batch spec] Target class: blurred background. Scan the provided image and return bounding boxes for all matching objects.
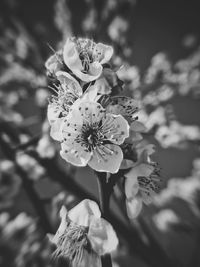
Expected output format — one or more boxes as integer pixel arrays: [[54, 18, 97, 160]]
[[0, 0, 200, 266]]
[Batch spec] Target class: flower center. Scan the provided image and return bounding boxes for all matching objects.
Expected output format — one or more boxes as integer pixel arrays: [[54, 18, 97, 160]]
[[80, 123, 105, 152], [73, 38, 100, 73], [50, 84, 79, 116], [54, 219, 91, 264]]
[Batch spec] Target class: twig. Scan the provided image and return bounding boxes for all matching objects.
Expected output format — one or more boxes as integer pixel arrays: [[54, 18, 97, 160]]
[[96, 172, 113, 267]]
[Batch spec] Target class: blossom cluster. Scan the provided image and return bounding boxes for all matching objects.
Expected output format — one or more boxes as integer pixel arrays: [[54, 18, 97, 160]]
[[45, 37, 161, 265]]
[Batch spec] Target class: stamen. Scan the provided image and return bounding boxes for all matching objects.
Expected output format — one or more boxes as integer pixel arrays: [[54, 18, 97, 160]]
[[53, 219, 90, 264]]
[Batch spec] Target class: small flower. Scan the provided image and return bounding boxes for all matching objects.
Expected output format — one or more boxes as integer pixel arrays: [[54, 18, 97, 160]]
[[124, 154, 160, 218], [49, 199, 118, 265], [60, 101, 129, 173], [63, 37, 113, 82]]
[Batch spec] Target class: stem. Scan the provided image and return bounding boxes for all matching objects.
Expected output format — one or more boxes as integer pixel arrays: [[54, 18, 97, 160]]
[[96, 172, 113, 267]]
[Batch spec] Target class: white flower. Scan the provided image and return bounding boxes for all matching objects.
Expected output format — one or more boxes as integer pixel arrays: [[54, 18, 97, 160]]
[[63, 37, 113, 82], [124, 160, 160, 219], [47, 71, 83, 141], [49, 200, 118, 265], [60, 101, 129, 173]]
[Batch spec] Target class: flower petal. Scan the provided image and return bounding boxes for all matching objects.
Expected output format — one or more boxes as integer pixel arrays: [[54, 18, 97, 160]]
[[94, 77, 112, 95], [102, 114, 129, 145], [60, 142, 91, 167], [82, 84, 99, 102], [51, 205, 68, 244], [75, 252, 101, 267], [63, 38, 83, 73], [56, 71, 82, 97], [89, 62, 103, 78], [125, 173, 139, 200], [45, 51, 63, 74], [47, 103, 61, 125], [106, 96, 138, 122], [120, 159, 135, 169], [88, 217, 118, 255], [124, 163, 154, 199], [95, 43, 113, 64], [130, 121, 147, 132], [68, 199, 101, 227], [50, 118, 64, 141], [88, 144, 123, 173], [71, 101, 105, 124], [126, 197, 143, 219]]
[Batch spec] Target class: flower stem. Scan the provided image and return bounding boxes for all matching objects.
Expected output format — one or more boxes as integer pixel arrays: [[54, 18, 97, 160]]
[[96, 172, 113, 267]]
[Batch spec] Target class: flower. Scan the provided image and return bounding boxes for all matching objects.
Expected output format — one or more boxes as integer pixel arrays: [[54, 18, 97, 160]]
[[60, 101, 129, 173], [49, 199, 118, 265], [124, 149, 160, 218], [63, 37, 113, 82], [47, 71, 83, 141]]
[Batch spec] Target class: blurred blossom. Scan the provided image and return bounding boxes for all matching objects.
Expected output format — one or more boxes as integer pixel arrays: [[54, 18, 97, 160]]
[[35, 88, 49, 108], [143, 85, 174, 106], [82, 8, 97, 33], [182, 34, 197, 48], [153, 209, 180, 232], [0, 90, 20, 107], [140, 107, 166, 130], [36, 134, 56, 158], [48, 200, 118, 265], [54, 0, 72, 42], [192, 158, 200, 177], [0, 160, 21, 210], [0, 62, 46, 88], [108, 16, 128, 42], [155, 176, 200, 217], [0, 106, 23, 123], [0, 212, 54, 267], [144, 53, 171, 84], [101, 0, 117, 19], [117, 65, 140, 90], [51, 191, 76, 227], [155, 121, 200, 148], [16, 152, 46, 180], [16, 36, 28, 59]]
